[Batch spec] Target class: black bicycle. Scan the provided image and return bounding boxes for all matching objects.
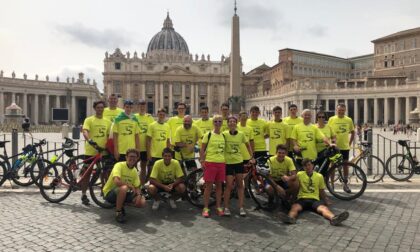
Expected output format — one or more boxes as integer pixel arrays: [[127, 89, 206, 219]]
[[385, 140, 420, 181]]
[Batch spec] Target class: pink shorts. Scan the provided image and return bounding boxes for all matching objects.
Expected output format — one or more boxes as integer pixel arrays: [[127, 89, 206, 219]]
[[203, 162, 226, 182]]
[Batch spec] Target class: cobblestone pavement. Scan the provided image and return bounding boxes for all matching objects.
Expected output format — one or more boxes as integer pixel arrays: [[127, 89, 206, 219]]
[[1, 185, 420, 252]]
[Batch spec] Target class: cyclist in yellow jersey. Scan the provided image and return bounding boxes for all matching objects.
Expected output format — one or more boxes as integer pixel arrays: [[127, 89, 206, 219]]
[[103, 149, 146, 223], [194, 106, 213, 145], [200, 115, 226, 218], [223, 116, 254, 217], [134, 99, 155, 185], [146, 108, 171, 171], [103, 94, 123, 122], [265, 145, 298, 201], [291, 109, 331, 161], [283, 104, 304, 157], [112, 100, 140, 161], [167, 102, 187, 147], [267, 106, 291, 156], [279, 159, 349, 226], [316, 111, 336, 153], [327, 103, 355, 193], [174, 115, 203, 173], [237, 111, 254, 163], [219, 102, 230, 132], [81, 100, 112, 205], [246, 106, 268, 159], [148, 148, 185, 210]]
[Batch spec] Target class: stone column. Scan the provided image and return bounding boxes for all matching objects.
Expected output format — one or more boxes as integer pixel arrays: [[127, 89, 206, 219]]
[[220, 84, 226, 104], [207, 84, 211, 112], [71, 96, 76, 125], [344, 99, 349, 112], [141, 83, 146, 100], [45, 95, 50, 123], [190, 84, 195, 115], [168, 83, 173, 115], [373, 98, 378, 126], [126, 83, 132, 99], [395, 97, 400, 124], [86, 96, 92, 117], [384, 98, 389, 125], [363, 98, 368, 123], [0, 92, 4, 120], [181, 84, 185, 101], [354, 99, 359, 124], [325, 99, 330, 111], [56, 95, 60, 108], [159, 83, 164, 111], [335, 99, 339, 108], [405, 97, 411, 125], [23, 93, 28, 116], [298, 99, 304, 111], [11, 92, 16, 103], [154, 84, 159, 113], [34, 94, 39, 125]]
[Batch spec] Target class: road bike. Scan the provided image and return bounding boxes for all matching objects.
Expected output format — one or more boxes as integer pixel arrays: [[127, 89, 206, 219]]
[[350, 142, 385, 183], [385, 140, 420, 181]]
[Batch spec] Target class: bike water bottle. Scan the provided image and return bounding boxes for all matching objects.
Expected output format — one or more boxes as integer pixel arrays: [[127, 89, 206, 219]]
[[50, 155, 58, 164]]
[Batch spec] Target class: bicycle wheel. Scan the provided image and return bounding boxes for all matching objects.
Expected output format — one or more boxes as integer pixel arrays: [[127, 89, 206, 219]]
[[0, 162, 7, 186], [12, 158, 38, 186], [89, 168, 114, 209], [246, 172, 280, 211], [326, 162, 367, 201], [29, 159, 52, 187], [39, 162, 72, 203], [185, 168, 216, 208], [355, 155, 385, 183], [385, 154, 415, 181], [64, 155, 87, 184]]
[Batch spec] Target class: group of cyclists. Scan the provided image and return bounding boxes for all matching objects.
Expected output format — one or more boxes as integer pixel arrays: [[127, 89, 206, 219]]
[[82, 93, 353, 225]]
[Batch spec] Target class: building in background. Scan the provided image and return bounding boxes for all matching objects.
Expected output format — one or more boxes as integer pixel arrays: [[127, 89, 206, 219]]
[[245, 27, 420, 126]]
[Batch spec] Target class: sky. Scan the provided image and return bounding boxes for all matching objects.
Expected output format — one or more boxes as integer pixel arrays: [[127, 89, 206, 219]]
[[1, 0, 419, 91]]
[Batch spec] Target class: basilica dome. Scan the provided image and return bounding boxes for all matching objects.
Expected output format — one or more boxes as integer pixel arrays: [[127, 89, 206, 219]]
[[147, 13, 189, 55]]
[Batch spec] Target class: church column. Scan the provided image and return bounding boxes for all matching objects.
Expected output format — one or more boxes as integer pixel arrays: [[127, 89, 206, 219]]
[[405, 97, 411, 125], [168, 83, 173, 115], [126, 83, 132, 99], [11, 92, 16, 103], [195, 83, 199, 114], [384, 98, 389, 125], [354, 99, 359, 125], [325, 99, 330, 111], [86, 96, 93, 117], [141, 83, 146, 100], [34, 94, 39, 125], [207, 84, 211, 112], [344, 99, 349, 112], [45, 95, 50, 123], [363, 98, 368, 123], [56, 95, 61, 108], [159, 83, 164, 111], [181, 84, 185, 101], [23, 93, 28, 116], [71, 96, 76, 125], [373, 98, 378, 126], [190, 84, 195, 115], [154, 84, 159, 113], [395, 97, 400, 124], [0, 92, 4, 120]]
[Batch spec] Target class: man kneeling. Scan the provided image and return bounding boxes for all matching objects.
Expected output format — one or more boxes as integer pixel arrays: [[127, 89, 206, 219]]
[[103, 149, 146, 223], [279, 158, 349, 226], [148, 148, 186, 210]]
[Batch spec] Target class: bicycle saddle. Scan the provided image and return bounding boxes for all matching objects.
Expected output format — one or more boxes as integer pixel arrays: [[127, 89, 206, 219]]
[[0, 141, 10, 148], [397, 140, 409, 147]]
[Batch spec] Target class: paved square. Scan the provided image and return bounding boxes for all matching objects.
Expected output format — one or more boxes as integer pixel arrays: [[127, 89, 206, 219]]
[[1, 185, 420, 252]]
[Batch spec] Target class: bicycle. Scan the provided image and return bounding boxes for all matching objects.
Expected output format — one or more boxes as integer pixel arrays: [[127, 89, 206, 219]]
[[0, 139, 48, 187], [315, 146, 367, 201], [39, 144, 114, 208], [385, 140, 420, 181], [350, 142, 385, 183]]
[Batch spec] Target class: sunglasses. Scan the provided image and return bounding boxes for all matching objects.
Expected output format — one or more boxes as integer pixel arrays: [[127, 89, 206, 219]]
[[124, 100, 134, 105], [317, 116, 325, 118], [214, 120, 222, 123]]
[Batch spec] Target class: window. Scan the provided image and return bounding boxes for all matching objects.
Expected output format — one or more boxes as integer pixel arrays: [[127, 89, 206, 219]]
[[115, 62, 121, 70], [133, 65, 138, 71], [384, 61, 388, 68], [164, 66, 168, 70], [186, 67, 190, 71]]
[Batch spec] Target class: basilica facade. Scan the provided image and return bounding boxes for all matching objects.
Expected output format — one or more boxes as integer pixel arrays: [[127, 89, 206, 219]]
[[103, 14, 233, 116]]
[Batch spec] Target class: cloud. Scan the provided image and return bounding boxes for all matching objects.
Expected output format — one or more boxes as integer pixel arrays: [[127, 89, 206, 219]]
[[54, 65, 104, 92], [306, 25, 328, 38], [56, 23, 134, 49]]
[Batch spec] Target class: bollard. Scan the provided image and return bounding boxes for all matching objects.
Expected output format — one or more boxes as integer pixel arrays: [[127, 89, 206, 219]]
[[62, 123, 69, 139], [367, 129, 373, 175], [72, 126, 80, 139], [417, 128, 420, 142], [12, 129, 18, 165]]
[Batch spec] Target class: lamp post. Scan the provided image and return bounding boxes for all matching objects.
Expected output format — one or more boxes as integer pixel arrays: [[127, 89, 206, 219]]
[[310, 103, 323, 122]]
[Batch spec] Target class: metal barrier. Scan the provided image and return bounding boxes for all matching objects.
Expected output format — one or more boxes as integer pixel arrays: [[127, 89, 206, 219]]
[[0, 131, 82, 164]]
